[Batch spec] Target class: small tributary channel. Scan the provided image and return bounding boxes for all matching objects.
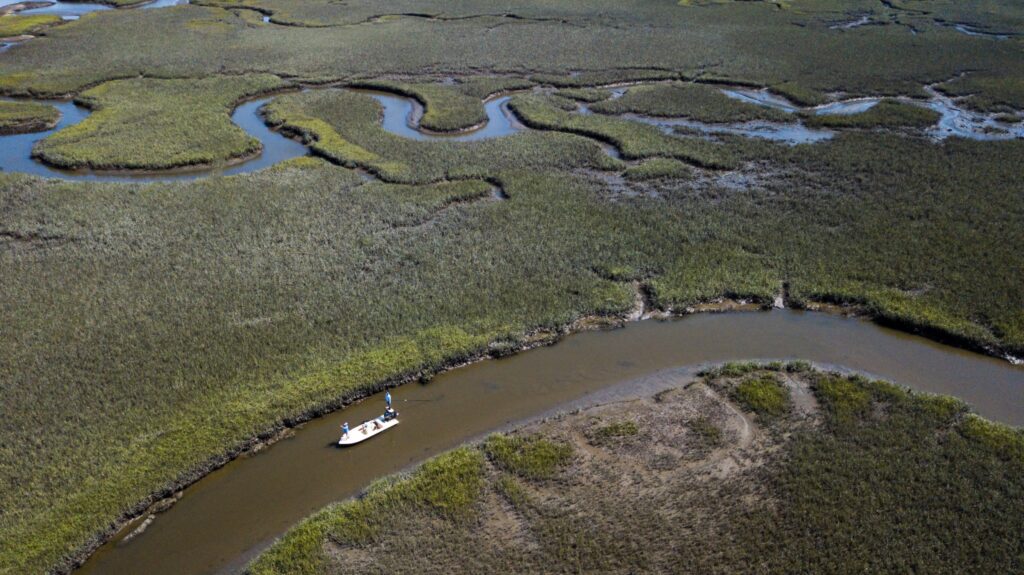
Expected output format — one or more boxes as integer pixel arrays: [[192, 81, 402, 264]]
[[75, 309, 1024, 575], [2, 80, 1022, 181], [0, 97, 309, 182], [0, 0, 185, 19], [0, 89, 525, 182]]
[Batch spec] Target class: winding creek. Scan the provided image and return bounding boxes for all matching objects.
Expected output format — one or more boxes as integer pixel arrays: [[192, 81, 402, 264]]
[[367, 90, 523, 141], [722, 84, 1024, 141], [0, 89, 526, 182], [0, 97, 309, 182], [74, 310, 1024, 575], [1, 79, 1021, 182], [0, 0, 186, 19], [2, 6, 1022, 574]]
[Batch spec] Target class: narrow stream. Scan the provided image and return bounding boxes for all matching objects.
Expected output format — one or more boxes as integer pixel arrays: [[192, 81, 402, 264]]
[[721, 85, 1024, 140], [0, 89, 524, 182], [1, 79, 1022, 181], [0, 96, 310, 181], [0, 0, 185, 19], [620, 111, 835, 145], [359, 90, 524, 141], [75, 310, 1024, 575]]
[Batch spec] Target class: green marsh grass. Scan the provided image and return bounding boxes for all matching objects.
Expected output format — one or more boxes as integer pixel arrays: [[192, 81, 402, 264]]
[[349, 80, 488, 132], [33, 74, 287, 170], [484, 434, 574, 480], [0, 99, 58, 134], [250, 367, 1024, 574], [4, 126, 1024, 572], [0, 0, 1021, 104], [803, 99, 941, 129], [623, 158, 693, 181], [732, 374, 790, 417], [591, 82, 791, 123], [2, 0, 1024, 570], [507, 93, 738, 168], [0, 14, 62, 37]]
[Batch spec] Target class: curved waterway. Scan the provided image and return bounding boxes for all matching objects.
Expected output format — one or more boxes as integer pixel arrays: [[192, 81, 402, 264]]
[[360, 90, 524, 141], [0, 89, 523, 182], [722, 85, 1024, 141], [0, 97, 308, 182], [76, 310, 1024, 575], [2, 79, 1022, 181], [0, 0, 185, 19]]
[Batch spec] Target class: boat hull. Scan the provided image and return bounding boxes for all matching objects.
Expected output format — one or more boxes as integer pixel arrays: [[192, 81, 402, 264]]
[[338, 418, 399, 446]]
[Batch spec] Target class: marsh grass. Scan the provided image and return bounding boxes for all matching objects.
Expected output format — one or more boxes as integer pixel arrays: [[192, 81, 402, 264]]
[[623, 157, 693, 181], [732, 374, 790, 418], [553, 87, 611, 103], [813, 372, 872, 424], [33, 74, 287, 170], [0, 0, 1020, 105], [507, 93, 738, 168], [348, 80, 488, 132], [264, 89, 622, 183], [0, 14, 62, 37], [250, 367, 1024, 574], [591, 82, 791, 123], [803, 99, 941, 129], [588, 420, 639, 445], [0, 99, 58, 134], [484, 434, 574, 480], [939, 74, 1024, 112]]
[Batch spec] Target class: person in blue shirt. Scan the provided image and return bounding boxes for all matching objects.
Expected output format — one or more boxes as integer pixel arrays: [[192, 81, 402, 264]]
[[341, 422, 349, 439], [385, 391, 392, 408]]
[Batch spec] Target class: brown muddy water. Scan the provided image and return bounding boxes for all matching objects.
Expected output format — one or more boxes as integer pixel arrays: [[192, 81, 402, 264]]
[[76, 309, 1024, 575]]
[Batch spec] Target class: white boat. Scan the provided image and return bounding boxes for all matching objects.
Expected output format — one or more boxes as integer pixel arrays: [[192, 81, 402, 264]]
[[338, 416, 399, 446]]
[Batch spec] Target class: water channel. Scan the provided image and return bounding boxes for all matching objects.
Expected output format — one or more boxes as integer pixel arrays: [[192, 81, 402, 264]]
[[1, 79, 1022, 181], [0, 0, 185, 18], [75, 309, 1024, 575]]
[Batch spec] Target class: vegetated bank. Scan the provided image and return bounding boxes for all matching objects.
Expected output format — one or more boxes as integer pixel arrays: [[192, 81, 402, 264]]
[[250, 362, 1024, 574], [30, 74, 288, 171], [0, 98, 58, 133], [1, 0, 1024, 572], [3, 117, 1024, 573]]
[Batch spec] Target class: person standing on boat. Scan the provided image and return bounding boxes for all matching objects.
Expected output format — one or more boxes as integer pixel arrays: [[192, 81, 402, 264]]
[[385, 391, 392, 408], [341, 422, 349, 439]]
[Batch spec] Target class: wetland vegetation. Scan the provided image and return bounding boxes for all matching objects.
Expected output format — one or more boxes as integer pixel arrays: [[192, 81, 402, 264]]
[[250, 364, 1024, 574], [0, 0, 1022, 572], [0, 14, 61, 38], [0, 98, 56, 133], [31, 74, 286, 171]]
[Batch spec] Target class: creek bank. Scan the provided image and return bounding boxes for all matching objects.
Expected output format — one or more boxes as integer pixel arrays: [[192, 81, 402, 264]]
[[2, 76, 1021, 181], [248, 362, 1024, 574], [68, 296, 1024, 574], [722, 81, 1024, 140]]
